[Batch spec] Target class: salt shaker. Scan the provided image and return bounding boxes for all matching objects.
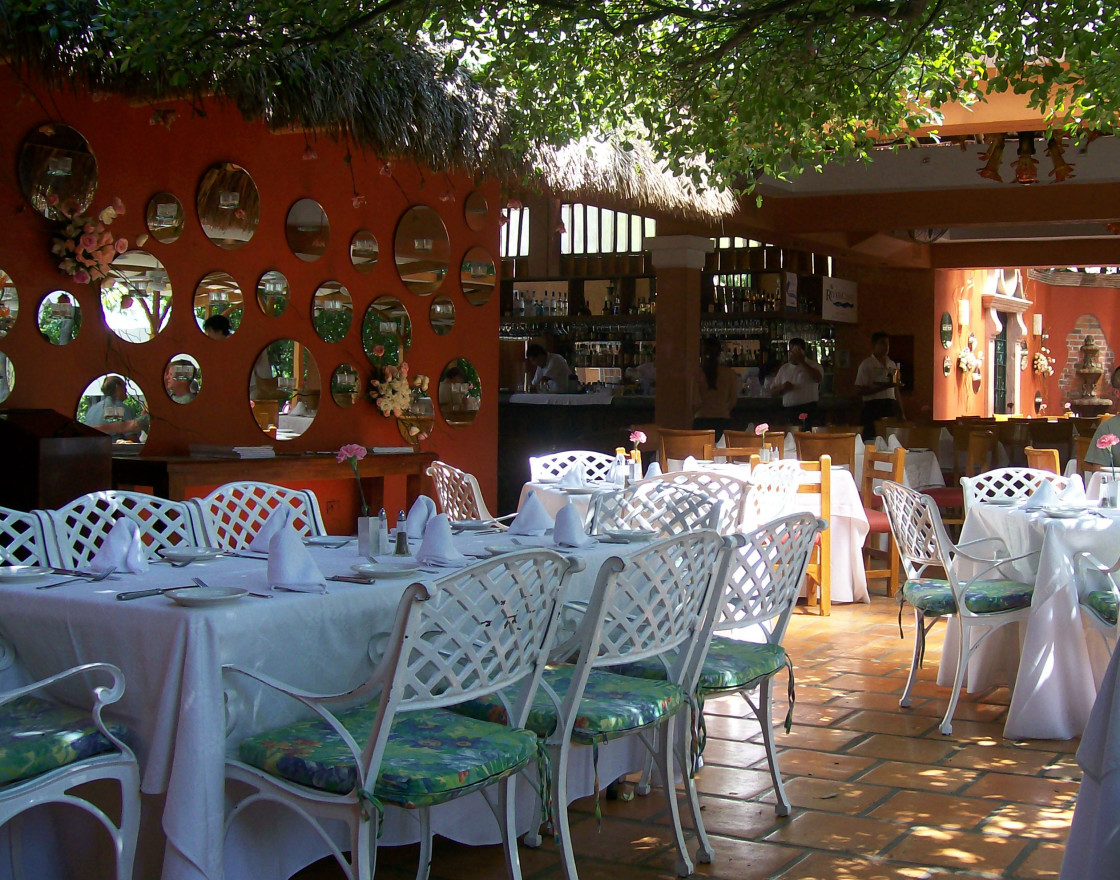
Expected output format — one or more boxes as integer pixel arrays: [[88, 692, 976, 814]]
[[376, 508, 391, 555], [394, 510, 410, 555]]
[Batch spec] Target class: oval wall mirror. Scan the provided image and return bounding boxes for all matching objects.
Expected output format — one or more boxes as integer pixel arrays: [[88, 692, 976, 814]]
[[19, 123, 97, 220], [362, 296, 411, 366], [461, 246, 496, 306], [0, 270, 18, 340], [249, 340, 321, 440], [286, 198, 330, 262], [194, 271, 244, 338], [77, 373, 149, 447], [331, 363, 361, 407], [37, 291, 82, 345], [0, 353, 13, 404], [312, 282, 353, 343], [430, 296, 455, 335], [197, 162, 260, 250], [350, 230, 379, 273], [164, 354, 202, 404], [394, 206, 449, 296], [464, 191, 488, 232], [101, 250, 173, 343], [146, 193, 186, 244], [256, 270, 289, 317], [438, 358, 481, 427]]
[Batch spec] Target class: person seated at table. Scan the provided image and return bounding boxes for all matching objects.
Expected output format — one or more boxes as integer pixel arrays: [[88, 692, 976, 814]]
[[855, 331, 903, 439], [527, 343, 571, 393], [771, 337, 823, 426], [692, 336, 740, 439], [82, 374, 148, 440]]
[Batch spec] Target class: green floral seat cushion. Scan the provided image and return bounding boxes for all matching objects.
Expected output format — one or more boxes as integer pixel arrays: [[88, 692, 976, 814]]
[[452, 665, 685, 744], [609, 639, 788, 695], [0, 696, 122, 787], [237, 706, 538, 809], [1084, 590, 1119, 626], [901, 577, 1033, 617]]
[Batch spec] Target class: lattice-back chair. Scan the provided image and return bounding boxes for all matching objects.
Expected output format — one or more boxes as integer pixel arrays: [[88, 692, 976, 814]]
[[529, 450, 616, 484], [878, 480, 1037, 735], [794, 431, 858, 471], [798, 456, 833, 615], [42, 490, 204, 568], [0, 505, 53, 566], [860, 445, 906, 596], [589, 479, 722, 537], [191, 482, 325, 552], [960, 467, 1074, 514], [658, 428, 715, 470], [639, 471, 750, 534], [426, 460, 501, 523], [741, 460, 802, 530], [1, 662, 140, 880], [1027, 419, 1076, 472], [225, 549, 578, 880], [1024, 446, 1060, 475]]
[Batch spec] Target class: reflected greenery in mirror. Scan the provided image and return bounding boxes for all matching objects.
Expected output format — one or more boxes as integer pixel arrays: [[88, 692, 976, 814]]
[[464, 191, 488, 232], [19, 124, 97, 221], [286, 198, 330, 261], [76, 372, 149, 447], [249, 339, 321, 440], [197, 163, 260, 250], [164, 354, 201, 404], [394, 206, 449, 296], [256, 270, 289, 317], [0, 270, 18, 339], [0, 353, 12, 404], [461, 246, 496, 306], [438, 357, 481, 427], [330, 363, 361, 407], [362, 296, 411, 367], [146, 193, 186, 244], [194, 271, 244, 338], [312, 282, 352, 343], [350, 230, 379, 272], [430, 296, 455, 335], [37, 291, 82, 345], [101, 250, 173, 343]]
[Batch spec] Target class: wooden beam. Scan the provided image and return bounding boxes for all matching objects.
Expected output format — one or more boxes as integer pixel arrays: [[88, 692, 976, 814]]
[[930, 238, 1120, 269]]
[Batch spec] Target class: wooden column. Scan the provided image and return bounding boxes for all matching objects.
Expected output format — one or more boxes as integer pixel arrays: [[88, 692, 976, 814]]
[[646, 235, 713, 428]]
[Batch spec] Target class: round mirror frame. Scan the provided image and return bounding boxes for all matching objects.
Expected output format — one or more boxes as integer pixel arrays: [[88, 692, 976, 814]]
[[194, 271, 244, 338], [464, 191, 489, 232], [197, 162, 261, 250], [18, 123, 98, 221], [256, 270, 290, 318], [37, 291, 82, 345], [362, 296, 412, 367], [430, 296, 456, 335], [311, 282, 353, 343], [0, 353, 13, 404], [438, 358, 482, 427], [286, 198, 330, 262], [350, 230, 379, 273], [164, 354, 202, 404], [76, 372, 149, 447], [249, 340, 321, 440], [146, 193, 186, 244], [330, 363, 362, 407], [0, 270, 18, 340], [100, 250, 173, 344], [394, 206, 450, 296], [460, 246, 497, 307]]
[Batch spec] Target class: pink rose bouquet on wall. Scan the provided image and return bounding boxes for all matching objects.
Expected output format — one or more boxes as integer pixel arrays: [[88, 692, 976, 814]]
[[50, 196, 127, 284], [369, 362, 430, 417]]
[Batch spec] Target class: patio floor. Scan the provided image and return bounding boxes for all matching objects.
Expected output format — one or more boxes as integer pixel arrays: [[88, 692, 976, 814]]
[[296, 594, 1078, 880]]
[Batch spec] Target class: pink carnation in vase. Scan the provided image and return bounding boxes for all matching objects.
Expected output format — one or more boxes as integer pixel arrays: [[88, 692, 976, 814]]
[[1097, 434, 1119, 450], [629, 429, 647, 446], [336, 443, 367, 464], [799, 413, 808, 422], [755, 423, 769, 436]]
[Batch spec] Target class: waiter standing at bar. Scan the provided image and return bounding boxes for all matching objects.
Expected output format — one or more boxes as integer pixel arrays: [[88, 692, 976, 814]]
[[772, 337, 822, 426], [855, 331, 903, 438]]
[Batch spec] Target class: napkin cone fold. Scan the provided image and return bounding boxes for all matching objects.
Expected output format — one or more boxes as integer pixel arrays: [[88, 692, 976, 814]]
[[416, 514, 469, 566], [250, 506, 292, 552], [268, 521, 326, 590], [553, 502, 595, 548], [508, 491, 555, 536], [406, 495, 437, 539], [558, 465, 587, 488], [90, 519, 149, 574]]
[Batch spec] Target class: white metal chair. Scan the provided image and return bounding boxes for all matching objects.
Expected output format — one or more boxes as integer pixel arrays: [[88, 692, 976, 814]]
[[638, 471, 750, 535], [1, 662, 140, 880], [1073, 550, 1120, 655], [960, 467, 1075, 515], [224, 549, 577, 880], [529, 451, 616, 484], [0, 505, 54, 566], [40, 490, 204, 568], [426, 460, 503, 522], [191, 482, 326, 551], [589, 480, 722, 537], [879, 480, 1038, 735], [740, 460, 802, 530]]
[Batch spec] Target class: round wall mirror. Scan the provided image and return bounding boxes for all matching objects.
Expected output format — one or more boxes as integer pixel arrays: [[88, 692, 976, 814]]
[[256, 270, 289, 317], [394, 206, 450, 296], [286, 198, 330, 261], [194, 271, 244, 338], [0, 270, 18, 339], [37, 291, 82, 344], [362, 296, 411, 366], [197, 163, 260, 250], [312, 282, 353, 343], [19, 124, 97, 220], [430, 296, 455, 335], [249, 340, 320, 440], [461, 246, 496, 306], [101, 250, 173, 343], [464, 191, 489, 232], [146, 193, 186, 244], [438, 358, 481, 427], [77, 373, 149, 447], [350, 230, 379, 273], [164, 354, 202, 404], [330, 363, 361, 407], [939, 312, 953, 350], [0, 354, 13, 404]]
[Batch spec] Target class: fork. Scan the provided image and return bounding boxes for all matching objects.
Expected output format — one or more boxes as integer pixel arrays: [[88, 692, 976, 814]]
[[37, 567, 117, 590]]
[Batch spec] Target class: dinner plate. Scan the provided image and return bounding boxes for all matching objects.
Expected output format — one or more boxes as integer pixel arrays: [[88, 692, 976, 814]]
[[559, 486, 599, 495], [158, 547, 223, 563], [908, 447, 929, 453], [983, 498, 1019, 506], [1040, 507, 1085, 519], [450, 520, 498, 531], [351, 562, 421, 578], [165, 586, 246, 606], [603, 529, 658, 542], [303, 536, 353, 547], [0, 565, 53, 583]]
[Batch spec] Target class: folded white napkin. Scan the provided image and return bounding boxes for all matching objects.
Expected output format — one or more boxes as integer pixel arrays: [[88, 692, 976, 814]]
[[406, 495, 437, 539], [508, 491, 555, 536], [1020, 480, 1057, 510], [874, 436, 889, 452], [1061, 475, 1087, 505], [90, 519, 149, 574], [553, 502, 595, 548], [645, 460, 663, 479], [887, 434, 903, 450], [250, 506, 292, 552], [268, 521, 326, 590], [683, 455, 700, 471], [557, 465, 587, 488], [415, 514, 469, 566]]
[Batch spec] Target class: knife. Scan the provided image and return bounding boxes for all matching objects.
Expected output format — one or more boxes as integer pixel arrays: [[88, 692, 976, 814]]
[[116, 585, 199, 601]]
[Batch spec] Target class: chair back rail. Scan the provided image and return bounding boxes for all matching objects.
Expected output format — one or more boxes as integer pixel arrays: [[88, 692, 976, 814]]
[[960, 467, 1074, 513], [0, 505, 54, 566], [1024, 446, 1060, 475], [657, 428, 716, 470], [529, 451, 617, 484], [590, 480, 722, 537], [722, 430, 787, 456], [794, 432, 858, 471], [426, 461, 495, 522], [191, 482, 325, 552], [638, 471, 750, 535]]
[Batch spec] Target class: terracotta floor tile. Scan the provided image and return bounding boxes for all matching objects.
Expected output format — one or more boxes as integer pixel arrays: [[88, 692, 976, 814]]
[[886, 825, 1028, 873], [845, 733, 958, 764], [907, 699, 1008, 723], [642, 835, 799, 879], [828, 691, 913, 713], [983, 802, 1075, 841], [703, 713, 763, 741], [655, 796, 788, 840], [568, 787, 671, 821], [824, 673, 904, 695], [856, 760, 981, 793], [693, 765, 776, 799], [865, 790, 997, 830], [759, 776, 895, 813], [774, 851, 986, 879], [1040, 754, 1082, 779], [944, 743, 1059, 775], [1012, 841, 1067, 879], [814, 657, 909, 677], [1007, 736, 1080, 755], [763, 810, 906, 853], [701, 737, 770, 768], [836, 709, 941, 737], [774, 748, 878, 781], [562, 812, 678, 863], [920, 718, 1005, 744], [781, 703, 857, 728], [750, 723, 863, 752], [961, 772, 1081, 806]]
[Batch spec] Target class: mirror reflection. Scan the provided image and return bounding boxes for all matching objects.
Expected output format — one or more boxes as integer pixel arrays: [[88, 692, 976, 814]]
[[464, 191, 489, 232], [256, 270, 289, 317], [286, 198, 329, 261], [146, 193, 186, 244], [194, 271, 244, 338], [394, 206, 450, 296], [430, 296, 455, 335], [461, 246, 496, 306], [330, 363, 361, 407], [197, 163, 260, 250], [362, 296, 411, 367], [438, 358, 481, 427], [0, 354, 13, 404], [164, 354, 201, 404], [249, 340, 320, 440], [0, 270, 17, 339], [101, 250, 173, 343], [77, 373, 149, 447], [19, 124, 97, 221], [312, 282, 353, 343], [37, 291, 82, 345], [350, 230, 379, 273]]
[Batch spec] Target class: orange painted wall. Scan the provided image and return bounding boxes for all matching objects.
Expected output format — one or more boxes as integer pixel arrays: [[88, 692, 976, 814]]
[[0, 68, 500, 526]]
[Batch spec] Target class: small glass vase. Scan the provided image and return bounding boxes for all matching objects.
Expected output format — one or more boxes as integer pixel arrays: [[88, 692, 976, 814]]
[[758, 446, 772, 463], [357, 515, 376, 558], [1101, 475, 1119, 510]]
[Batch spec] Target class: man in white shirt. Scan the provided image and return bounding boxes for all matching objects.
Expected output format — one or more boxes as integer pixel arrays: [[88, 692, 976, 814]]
[[855, 331, 903, 438], [526, 343, 571, 393], [772, 337, 822, 425]]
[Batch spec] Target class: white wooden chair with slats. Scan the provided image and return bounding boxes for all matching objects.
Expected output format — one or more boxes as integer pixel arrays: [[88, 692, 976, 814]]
[[426, 460, 503, 522], [529, 450, 616, 484], [638, 471, 750, 535], [0, 505, 54, 566], [589, 479, 722, 537], [191, 482, 326, 552]]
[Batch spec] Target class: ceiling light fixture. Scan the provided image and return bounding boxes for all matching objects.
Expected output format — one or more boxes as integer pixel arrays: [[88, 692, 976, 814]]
[[1013, 132, 1039, 185]]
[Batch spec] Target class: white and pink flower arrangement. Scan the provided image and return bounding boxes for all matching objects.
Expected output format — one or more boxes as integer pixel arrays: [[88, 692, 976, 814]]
[[50, 196, 128, 284], [1033, 347, 1055, 377], [368, 361, 430, 417], [629, 429, 647, 449]]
